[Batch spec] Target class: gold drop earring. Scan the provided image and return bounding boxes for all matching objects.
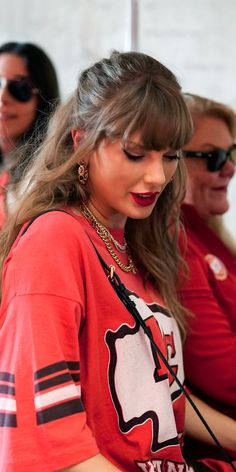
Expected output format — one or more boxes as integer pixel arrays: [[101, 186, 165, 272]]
[[78, 161, 88, 185]]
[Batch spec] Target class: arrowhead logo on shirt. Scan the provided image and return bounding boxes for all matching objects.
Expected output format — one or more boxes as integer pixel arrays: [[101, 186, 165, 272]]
[[205, 254, 228, 280], [105, 291, 184, 453]]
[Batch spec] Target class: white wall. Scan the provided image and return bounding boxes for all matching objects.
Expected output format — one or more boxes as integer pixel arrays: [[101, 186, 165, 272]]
[[2, 0, 236, 105], [0, 0, 235, 234]]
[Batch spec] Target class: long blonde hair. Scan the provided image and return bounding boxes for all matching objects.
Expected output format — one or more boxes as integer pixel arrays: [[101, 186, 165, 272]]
[[0, 50, 193, 335]]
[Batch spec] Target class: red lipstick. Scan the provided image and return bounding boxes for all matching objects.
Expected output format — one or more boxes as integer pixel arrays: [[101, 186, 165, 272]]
[[131, 192, 158, 206]]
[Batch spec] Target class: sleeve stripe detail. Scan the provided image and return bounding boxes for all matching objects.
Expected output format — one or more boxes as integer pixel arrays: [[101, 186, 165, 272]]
[[67, 361, 80, 370], [36, 398, 84, 425], [35, 384, 81, 410], [0, 397, 16, 412], [0, 384, 16, 395], [71, 373, 80, 382], [34, 360, 80, 380], [0, 412, 17, 427], [35, 372, 80, 393], [0, 372, 15, 383]]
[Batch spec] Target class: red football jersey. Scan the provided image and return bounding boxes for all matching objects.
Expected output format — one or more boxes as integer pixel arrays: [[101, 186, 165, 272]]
[[0, 209, 189, 471]]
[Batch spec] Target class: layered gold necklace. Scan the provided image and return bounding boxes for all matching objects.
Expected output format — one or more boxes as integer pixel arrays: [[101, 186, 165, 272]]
[[80, 203, 137, 273]]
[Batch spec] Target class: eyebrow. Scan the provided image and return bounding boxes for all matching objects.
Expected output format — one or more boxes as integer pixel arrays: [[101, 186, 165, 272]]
[[196, 143, 226, 150], [123, 140, 180, 155]]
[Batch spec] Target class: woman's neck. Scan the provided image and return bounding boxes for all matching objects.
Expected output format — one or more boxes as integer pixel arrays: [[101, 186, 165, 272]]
[[87, 200, 127, 229]]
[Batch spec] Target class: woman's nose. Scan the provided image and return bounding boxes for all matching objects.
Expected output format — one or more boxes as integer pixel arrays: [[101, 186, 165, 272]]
[[220, 158, 235, 178], [144, 156, 167, 187], [0, 81, 10, 104]]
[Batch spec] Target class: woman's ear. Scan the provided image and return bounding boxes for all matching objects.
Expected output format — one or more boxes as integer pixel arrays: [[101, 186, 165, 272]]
[[71, 128, 85, 150]]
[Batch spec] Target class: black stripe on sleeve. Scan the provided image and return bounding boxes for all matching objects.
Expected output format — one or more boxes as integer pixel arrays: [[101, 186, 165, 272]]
[[34, 361, 80, 380], [67, 361, 80, 371], [35, 372, 80, 393], [34, 361, 68, 380], [36, 398, 84, 425], [0, 372, 15, 383], [71, 373, 80, 382], [0, 384, 15, 395], [0, 412, 17, 427]]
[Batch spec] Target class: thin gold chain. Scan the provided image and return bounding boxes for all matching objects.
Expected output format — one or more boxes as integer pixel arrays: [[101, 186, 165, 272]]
[[80, 203, 137, 273]]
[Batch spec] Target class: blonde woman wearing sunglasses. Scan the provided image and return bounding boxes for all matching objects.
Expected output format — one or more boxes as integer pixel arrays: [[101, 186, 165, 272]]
[[179, 93, 236, 464], [0, 41, 60, 228]]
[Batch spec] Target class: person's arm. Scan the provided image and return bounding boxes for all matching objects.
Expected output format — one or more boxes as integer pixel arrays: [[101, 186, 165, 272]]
[[0, 213, 102, 470], [179, 251, 236, 408], [59, 453, 121, 471], [185, 393, 236, 455]]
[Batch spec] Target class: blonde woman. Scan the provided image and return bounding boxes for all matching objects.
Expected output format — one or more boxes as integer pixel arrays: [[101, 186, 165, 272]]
[[180, 93, 236, 465]]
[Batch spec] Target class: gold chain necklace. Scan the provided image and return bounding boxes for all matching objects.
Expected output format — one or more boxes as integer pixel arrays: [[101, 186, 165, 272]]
[[80, 203, 137, 273]]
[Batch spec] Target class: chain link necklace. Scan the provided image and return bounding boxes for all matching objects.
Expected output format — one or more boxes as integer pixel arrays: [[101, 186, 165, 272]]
[[80, 202, 137, 273]]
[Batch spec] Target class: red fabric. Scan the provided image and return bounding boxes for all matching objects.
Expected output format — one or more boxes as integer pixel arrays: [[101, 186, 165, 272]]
[[0, 171, 9, 229], [0, 209, 190, 472], [179, 204, 236, 464]]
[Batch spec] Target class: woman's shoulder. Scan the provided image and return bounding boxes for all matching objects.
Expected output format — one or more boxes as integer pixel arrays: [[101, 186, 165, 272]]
[[21, 208, 86, 240], [3, 208, 91, 301], [11, 208, 91, 264]]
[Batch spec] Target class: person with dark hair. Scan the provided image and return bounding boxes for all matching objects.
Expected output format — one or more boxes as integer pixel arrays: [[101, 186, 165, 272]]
[[0, 41, 60, 227], [0, 50, 195, 471], [179, 93, 236, 464]]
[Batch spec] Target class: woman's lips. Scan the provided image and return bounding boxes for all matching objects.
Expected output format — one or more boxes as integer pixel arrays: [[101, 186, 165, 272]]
[[131, 192, 158, 206], [0, 111, 16, 121], [211, 186, 228, 192]]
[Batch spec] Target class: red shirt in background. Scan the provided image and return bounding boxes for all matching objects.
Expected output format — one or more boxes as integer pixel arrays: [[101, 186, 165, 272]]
[[179, 203, 236, 462]]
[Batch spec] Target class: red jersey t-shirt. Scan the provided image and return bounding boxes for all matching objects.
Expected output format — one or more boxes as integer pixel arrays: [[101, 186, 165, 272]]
[[0, 209, 190, 471]]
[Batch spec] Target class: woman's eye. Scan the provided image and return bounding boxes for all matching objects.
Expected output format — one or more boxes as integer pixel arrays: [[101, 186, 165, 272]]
[[122, 149, 144, 161], [164, 153, 180, 161]]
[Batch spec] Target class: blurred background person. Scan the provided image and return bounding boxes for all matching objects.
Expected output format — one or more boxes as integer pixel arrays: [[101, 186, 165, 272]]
[[179, 93, 236, 462], [0, 41, 60, 227]]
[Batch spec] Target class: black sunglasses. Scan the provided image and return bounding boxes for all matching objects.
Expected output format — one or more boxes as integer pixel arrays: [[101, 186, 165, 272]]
[[182, 144, 236, 172], [0, 76, 39, 103]]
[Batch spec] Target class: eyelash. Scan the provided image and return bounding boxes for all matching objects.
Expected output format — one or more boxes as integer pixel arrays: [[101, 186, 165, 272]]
[[164, 153, 180, 161], [122, 149, 144, 161], [123, 149, 180, 162]]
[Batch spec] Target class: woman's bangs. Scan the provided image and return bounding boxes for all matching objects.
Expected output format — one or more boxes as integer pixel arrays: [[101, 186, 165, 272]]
[[123, 89, 192, 151]]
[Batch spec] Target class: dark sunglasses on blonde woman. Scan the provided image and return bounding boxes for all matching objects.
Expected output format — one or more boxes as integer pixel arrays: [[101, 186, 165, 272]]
[[182, 144, 236, 172], [0, 75, 39, 102]]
